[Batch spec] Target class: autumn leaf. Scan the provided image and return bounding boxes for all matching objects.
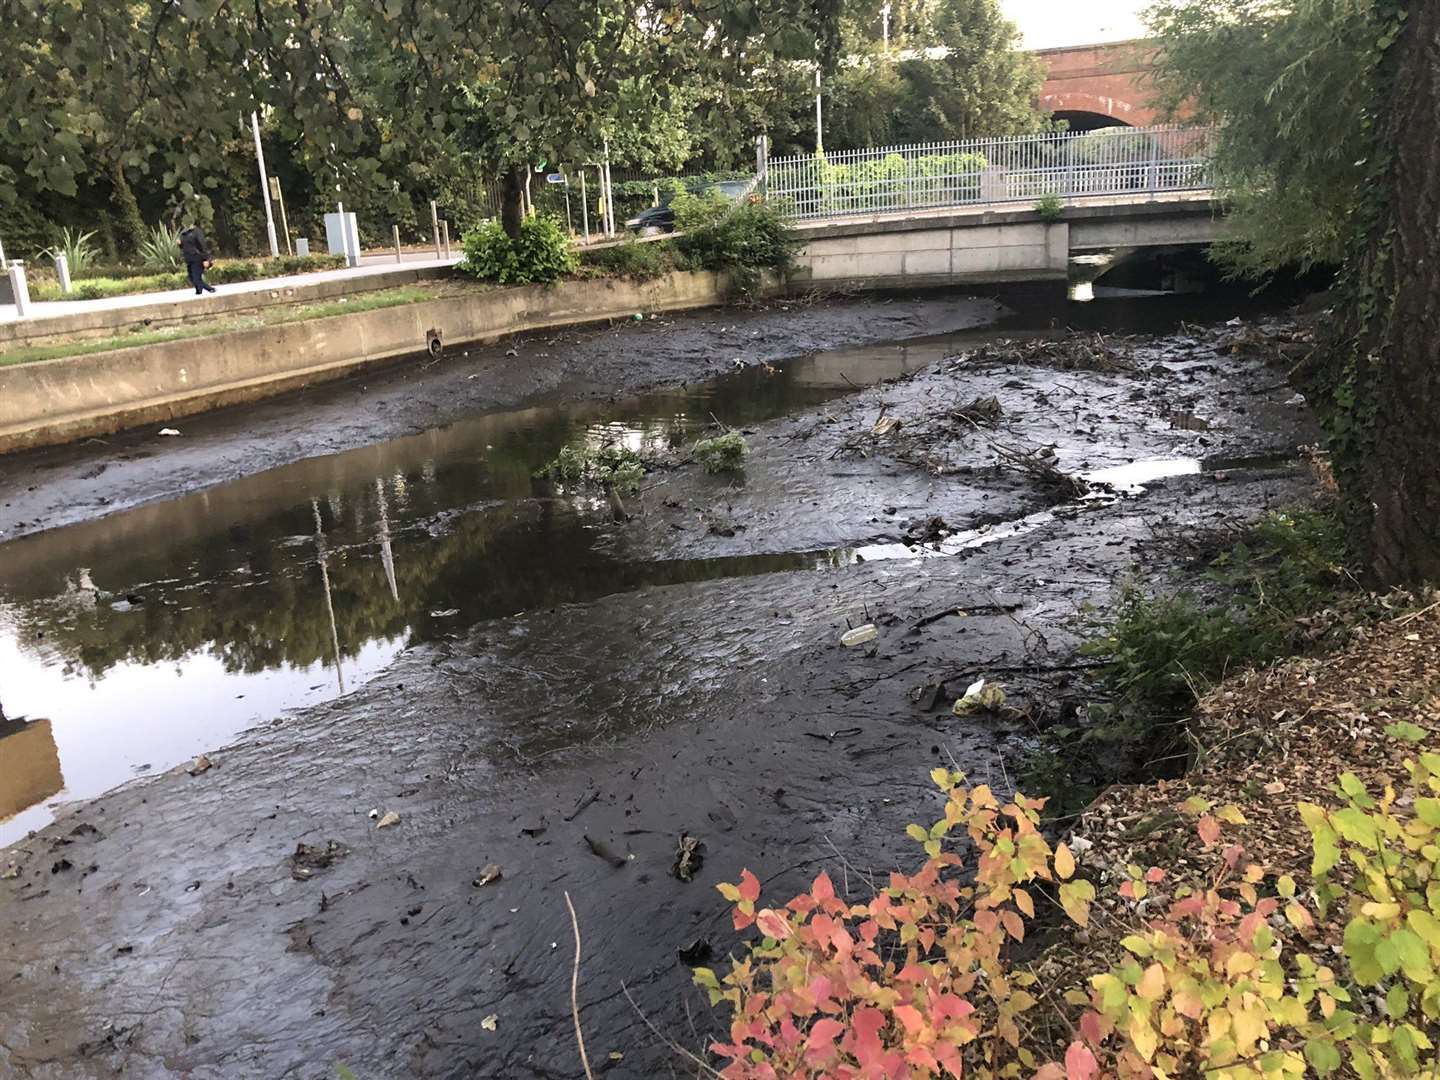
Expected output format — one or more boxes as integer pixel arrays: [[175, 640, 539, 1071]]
[[738, 868, 761, 904], [1197, 815, 1222, 846], [1059, 880, 1096, 927], [755, 908, 791, 940], [1065, 1040, 1100, 1080], [1054, 842, 1076, 880]]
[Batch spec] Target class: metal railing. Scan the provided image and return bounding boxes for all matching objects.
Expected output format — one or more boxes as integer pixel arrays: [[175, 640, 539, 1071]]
[[764, 126, 1217, 221]]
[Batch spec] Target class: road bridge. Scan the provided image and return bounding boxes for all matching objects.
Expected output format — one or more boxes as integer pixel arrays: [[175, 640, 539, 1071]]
[[765, 125, 1222, 290], [786, 191, 1222, 290]]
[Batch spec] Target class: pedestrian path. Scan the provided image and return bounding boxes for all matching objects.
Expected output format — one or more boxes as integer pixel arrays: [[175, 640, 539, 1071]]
[[0, 253, 461, 324]]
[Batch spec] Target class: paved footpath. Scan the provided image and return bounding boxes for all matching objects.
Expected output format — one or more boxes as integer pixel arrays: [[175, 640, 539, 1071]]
[[0, 251, 461, 324]]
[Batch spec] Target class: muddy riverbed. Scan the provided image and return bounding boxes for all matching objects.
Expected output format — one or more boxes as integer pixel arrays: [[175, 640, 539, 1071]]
[[0, 288, 1319, 1078]]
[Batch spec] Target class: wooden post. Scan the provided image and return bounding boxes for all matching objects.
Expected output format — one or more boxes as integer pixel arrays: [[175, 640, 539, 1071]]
[[393, 224, 402, 263], [430, 200, 442, 257], [441, 220, 450, 259]]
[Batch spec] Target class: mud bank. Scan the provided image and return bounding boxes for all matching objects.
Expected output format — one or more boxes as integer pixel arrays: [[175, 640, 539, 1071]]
[[0, 293, 1008, 543], [0, 303, 1320, 1078]]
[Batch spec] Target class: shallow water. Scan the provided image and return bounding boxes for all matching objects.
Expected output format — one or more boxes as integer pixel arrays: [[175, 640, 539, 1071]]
[[0, 290, 1294, 844]]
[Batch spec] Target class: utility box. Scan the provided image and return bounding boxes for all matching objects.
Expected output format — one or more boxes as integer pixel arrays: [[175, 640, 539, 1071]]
[[295, 237, 310, 257], [323, 213, 358, 258]]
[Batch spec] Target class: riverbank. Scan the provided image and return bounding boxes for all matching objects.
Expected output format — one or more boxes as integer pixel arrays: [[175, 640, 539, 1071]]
[[0, 298, 1321, 1077]]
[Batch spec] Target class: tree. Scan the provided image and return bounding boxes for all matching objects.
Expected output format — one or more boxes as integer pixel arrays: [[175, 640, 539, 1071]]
[[823, 0, 1046, 150], [1150, 0, 1440, 584]]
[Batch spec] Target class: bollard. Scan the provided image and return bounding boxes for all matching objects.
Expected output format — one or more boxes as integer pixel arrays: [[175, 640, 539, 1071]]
[[430, 201, 442, 258], [0, 236, 7, 271], [9, 261, 31, 317], [441, 220, 450, 259], [55, 253, 72, 295], [393, 224, 402, 263]]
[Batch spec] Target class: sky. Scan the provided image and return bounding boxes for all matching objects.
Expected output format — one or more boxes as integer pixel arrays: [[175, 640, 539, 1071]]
[[1001, 0, 1151, 49]]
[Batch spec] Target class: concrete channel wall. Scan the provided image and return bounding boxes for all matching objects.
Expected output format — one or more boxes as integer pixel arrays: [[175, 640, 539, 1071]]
[[0, 270, 727, 455]]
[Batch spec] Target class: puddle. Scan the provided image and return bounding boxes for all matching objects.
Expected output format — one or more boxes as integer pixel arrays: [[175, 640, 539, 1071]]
[[0, 296, 1304, 845]]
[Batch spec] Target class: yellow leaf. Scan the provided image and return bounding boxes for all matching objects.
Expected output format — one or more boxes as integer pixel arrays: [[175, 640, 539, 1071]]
[[1054, 842, 1076, 880], [1361, 901, 1402, 919], [1226, 952, 1258, 977], [1231, 1003, 1266, 1052], [1218, 804, 1248, 825], [1130, 1015, 1159, 1062], [1137, 962, 1167, 1001]]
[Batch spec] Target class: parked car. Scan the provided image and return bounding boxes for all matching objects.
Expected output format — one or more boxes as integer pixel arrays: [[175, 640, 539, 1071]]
[[625, 179, 757, 234]]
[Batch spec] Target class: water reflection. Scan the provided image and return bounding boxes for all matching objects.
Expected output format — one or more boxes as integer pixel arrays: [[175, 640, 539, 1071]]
[[0, 340, 948, 842], [0, 294, 1293, 843]]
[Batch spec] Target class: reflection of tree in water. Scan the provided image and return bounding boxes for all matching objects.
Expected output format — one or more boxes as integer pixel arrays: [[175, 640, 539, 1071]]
[[7, 358, 847, 683]]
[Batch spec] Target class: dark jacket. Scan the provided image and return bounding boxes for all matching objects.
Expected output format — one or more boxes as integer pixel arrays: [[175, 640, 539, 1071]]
[[178, 227, 211, 263]]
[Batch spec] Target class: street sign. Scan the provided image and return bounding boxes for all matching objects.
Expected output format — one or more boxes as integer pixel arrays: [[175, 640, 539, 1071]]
[[545, 173, 566, 185]]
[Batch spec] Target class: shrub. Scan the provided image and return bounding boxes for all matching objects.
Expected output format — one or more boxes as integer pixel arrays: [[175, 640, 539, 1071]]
[[208, 260, 261, 284], [460, 215, 577, 285], [674, 201, 796, 296], [266, 254, 347, 275], [579, 240, 674, 281], [137, 224, 182, 270], [42, 227, 99, 276], [704, 748, 1440, 1078], [535, 444, 646, 494], [1035, 192, 1065, 221], [692, 431, 748, 473]]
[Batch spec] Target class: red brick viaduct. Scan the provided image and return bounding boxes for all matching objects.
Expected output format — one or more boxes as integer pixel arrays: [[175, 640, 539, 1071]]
[[1033, 40, 1166, 129]]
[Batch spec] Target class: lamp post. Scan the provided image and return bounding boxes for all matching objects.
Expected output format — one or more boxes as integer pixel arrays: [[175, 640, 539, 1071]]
[[251, 112, 280, 258]]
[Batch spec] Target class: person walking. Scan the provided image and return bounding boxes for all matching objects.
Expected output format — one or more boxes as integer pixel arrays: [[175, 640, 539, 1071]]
[[178, 224, 217, 295]]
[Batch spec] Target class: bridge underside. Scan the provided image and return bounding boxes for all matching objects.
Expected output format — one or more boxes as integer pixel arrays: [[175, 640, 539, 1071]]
[[787, 194, 1224, 292]]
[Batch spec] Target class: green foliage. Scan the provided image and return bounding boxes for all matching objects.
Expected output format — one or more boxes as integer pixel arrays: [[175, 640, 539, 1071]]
[[1034, 192, 1064, 221], [536, 444, 646, 494], [137, 224, 182, 271], [460, 216, 577, 285], [1148, 0, 1396, 277], [813, 151, 987, 215], [691, 432, 749, 473], [578, 240, 674, 281], [674, 200, 796, 296], [1091, 507, 1355, 720], [208, 261, 261, 285], [42, 228, 99, 276], [1023, 506, 1362, 813]]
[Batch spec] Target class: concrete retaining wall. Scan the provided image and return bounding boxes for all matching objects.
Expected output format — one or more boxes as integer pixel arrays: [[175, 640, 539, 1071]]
[[792, 221, 1070, 289], [0, 270, 726, 455]]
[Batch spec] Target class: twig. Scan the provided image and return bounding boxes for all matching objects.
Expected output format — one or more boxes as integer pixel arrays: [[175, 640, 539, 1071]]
[[621, 981, 725, 1078], [1393, 598, 1440, 626], [564, 892, 596, 1080]]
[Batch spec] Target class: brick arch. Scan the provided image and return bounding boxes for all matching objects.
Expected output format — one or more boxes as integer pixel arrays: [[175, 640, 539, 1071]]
[[1034, 41, 1165, 129]]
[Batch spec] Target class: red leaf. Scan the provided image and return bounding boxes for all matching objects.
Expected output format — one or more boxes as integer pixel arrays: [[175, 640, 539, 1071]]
[[1033, 1066, 1065, 1080], [848, 1006, 886, 1069], [1078, 1010, 1106, 1044], [804, 1017, 845, 1064], [1065, 1040, 1099, 1080], [1196, 815, 1221, 846], [1145, 867, 1166, 883], [885, 1005, 920, 1040], [733, 907, 755, 931], [756, 908, 792, 941], [739, 868, 761, 904], [811, 871, 835, 903]]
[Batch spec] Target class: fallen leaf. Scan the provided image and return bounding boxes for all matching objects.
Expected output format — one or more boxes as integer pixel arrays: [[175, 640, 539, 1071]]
[[473, 863, 502, 888], [480, 1014, 498, 1032], [376, 811, 401, 829], [186, 754, 213, 776]]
